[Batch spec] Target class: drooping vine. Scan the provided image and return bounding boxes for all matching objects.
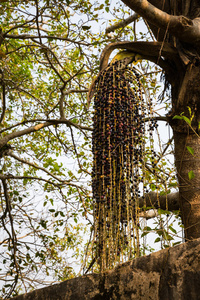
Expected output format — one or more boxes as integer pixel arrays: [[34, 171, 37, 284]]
[[92, 59, 156, 272]]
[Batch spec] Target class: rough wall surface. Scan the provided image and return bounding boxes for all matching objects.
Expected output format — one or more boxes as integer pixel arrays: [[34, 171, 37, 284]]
[[10, 238, 200, 300]]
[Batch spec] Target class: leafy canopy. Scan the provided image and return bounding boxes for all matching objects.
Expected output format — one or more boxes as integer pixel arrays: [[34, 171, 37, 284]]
[[0, 0, 178, 298]]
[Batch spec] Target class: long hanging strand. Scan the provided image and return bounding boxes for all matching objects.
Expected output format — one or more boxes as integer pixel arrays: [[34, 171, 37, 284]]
[[92, 60, 155, 272]]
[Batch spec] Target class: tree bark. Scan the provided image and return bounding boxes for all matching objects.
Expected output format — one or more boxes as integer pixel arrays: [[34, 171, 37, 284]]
[[140, 191, 179, 212], [174, 131, 200, 240], [170, 63, 200, 240], [121, 0, 200, 45]]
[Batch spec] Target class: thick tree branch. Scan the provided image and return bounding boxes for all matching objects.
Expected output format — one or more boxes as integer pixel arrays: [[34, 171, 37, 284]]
[[121, 0, 200, 45], [139, 191, 180, 212], [100, 41, 177, 71], [0, 118, 92, 134]]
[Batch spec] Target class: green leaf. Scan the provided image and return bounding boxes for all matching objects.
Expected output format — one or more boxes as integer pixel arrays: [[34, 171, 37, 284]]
[[173, 241, 181, 246], [143, 226, 152, 231], [141, 232, 148, 237], [173, 115, 182, 120], [188, 170, 195, 180], [186, 146, 194, 156], [72, 118, 78, 123], [154, 237, 161, 243], [169, 226, 177, 234], [82, 25, 91, 30], [150, 183, 156, 191], [60, 211, 65, 217], [187, 106, 191, 115], [165, 233, 174, 241], [182, 115, 191, 125]]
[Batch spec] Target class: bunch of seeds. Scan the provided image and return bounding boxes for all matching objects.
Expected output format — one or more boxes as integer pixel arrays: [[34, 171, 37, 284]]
[[92, 59, 155, 272]]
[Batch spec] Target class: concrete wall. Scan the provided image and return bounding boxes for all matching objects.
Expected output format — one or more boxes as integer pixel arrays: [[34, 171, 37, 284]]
[[10, 238, 200, 300]]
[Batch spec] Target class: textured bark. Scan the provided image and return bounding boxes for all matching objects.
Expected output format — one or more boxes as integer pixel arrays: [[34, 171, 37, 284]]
[[174, 132, 200, 240], [170, 63, 200, 240], [99, 41, 178, 71], [10, 237, 200, 300], [121, 0, 200, 45], [140, 191, 179, 211]]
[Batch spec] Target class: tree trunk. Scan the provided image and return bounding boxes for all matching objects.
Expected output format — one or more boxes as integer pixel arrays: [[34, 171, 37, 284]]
[[171, 62, 200, 240]]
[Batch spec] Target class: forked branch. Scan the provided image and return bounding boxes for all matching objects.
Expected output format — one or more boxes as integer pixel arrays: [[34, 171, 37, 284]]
[[100, 41, 178, 71], [121, 0, 200, 45]]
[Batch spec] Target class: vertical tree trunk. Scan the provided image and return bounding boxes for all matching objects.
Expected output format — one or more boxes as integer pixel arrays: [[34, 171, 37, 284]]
[[174, 131, 200, 239], [171, 62, 200, 240]]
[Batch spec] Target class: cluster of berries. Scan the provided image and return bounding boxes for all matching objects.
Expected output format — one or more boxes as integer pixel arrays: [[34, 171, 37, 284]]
[[92, 60, 156, 271]]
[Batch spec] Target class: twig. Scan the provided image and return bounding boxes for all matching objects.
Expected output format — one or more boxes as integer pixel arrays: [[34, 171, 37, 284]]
[[0, 69, 6, 123]]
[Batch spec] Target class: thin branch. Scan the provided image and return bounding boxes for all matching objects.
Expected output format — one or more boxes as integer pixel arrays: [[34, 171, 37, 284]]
[[4, 18, 35, 35], [69, 126, 91, 175], [8, 150, 68, 183], [1, 178, 20, 297], [5, 33, 90, 46], [35, 0, 42, 44], [0, 122, 51, 149], [157, 136, 174, 163], [63, 89, 88, 95], [59, 84, 67, 119], [0, 174, 88, 192], [0, 174, 64, 188], [105, 13, 139, 34], [0, 70, 6, 124], [0, 119, 92, 149], [45, 50, 66, 83]]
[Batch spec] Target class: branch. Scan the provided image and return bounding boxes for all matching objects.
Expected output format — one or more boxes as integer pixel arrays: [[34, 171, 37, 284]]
[[0, 119, 92, 149], [8, 150, 67, 183], [100, 41, 178, 71], [1, 178, 20, 297], [5, 33, 90, 46], [0, 118, 92, 134], [0, 70, 6, 124], [0, 122, 51, 149], [139, 191, 180, 212], [0, 174, 64, 188], [121, 0, 200, 44], [105, 13, 139, 34]]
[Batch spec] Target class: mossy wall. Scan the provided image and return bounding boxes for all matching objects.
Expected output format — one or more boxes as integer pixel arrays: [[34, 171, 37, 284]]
[[10, 238, 200, 300]]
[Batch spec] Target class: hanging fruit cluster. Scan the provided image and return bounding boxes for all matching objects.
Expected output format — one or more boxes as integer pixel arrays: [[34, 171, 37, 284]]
[[92, 59, 155, 272]]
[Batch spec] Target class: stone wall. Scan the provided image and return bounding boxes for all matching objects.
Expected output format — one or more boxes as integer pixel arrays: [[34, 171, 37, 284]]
[[10, 238, 200, 300]]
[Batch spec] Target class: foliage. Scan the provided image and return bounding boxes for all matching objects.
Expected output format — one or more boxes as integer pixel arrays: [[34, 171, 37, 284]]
[[0, 0, 180, 298]]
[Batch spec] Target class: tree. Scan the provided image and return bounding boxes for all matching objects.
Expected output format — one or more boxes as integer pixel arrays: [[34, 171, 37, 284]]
[[117, 0, 200, 240], [0, 1, 107, 297], [0, 0, 197, 298]]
